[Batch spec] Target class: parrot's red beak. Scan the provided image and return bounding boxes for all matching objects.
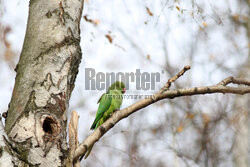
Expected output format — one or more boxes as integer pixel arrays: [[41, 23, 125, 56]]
[[122, 88, 126, 94]]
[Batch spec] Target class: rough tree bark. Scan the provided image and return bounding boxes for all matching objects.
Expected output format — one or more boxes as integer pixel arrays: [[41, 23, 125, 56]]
[[0, 0, 84, 166]]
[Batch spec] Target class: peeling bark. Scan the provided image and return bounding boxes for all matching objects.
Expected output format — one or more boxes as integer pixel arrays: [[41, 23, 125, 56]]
[[0, 117, 13, 167], [2, 0, 84, 166]]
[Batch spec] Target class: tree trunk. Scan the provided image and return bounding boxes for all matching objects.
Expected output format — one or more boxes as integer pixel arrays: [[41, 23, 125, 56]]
[[0, 0, 84, 166]]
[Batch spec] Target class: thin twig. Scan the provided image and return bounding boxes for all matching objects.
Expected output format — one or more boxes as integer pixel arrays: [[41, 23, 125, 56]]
[[161, 65, 191, 92], [217, 76, 250, 86]]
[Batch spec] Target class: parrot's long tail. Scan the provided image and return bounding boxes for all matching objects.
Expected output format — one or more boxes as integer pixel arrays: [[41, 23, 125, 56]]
[[84, 144, 94, 159]]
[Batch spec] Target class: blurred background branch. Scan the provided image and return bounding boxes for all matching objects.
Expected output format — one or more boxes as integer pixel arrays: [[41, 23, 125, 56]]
[[0, 0, 249, 166]]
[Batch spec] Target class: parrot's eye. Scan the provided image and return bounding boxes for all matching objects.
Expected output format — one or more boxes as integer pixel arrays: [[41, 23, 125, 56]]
[[122, 88, 126, 93]]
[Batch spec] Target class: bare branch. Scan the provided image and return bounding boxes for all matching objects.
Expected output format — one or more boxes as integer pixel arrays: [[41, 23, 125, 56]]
[[161, 65, 191, 92], [68, 111, 80, 167], [217, 76, 250, 86], [74, 66, 250, 161]]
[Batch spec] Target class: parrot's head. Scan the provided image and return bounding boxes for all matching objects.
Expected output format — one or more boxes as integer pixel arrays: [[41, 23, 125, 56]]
[[109, 81, 126, 94]]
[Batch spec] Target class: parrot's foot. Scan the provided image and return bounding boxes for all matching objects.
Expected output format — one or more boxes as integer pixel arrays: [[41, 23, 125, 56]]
[[109, 109, 119, 116]]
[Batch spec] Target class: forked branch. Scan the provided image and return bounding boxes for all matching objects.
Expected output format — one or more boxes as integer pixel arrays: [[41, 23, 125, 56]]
[[74, 66, 250, 160]]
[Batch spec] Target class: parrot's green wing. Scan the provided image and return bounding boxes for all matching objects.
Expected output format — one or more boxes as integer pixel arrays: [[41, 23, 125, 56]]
[[98, 90, 123, 125], [90, 93, 112, 130]]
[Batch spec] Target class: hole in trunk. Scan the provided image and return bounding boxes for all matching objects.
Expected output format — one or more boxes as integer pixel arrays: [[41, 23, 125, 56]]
[[42, 117, 59, 135]]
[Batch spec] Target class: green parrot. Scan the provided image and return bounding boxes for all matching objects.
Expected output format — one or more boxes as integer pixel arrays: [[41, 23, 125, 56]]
[[84, 81, 126, 159]]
